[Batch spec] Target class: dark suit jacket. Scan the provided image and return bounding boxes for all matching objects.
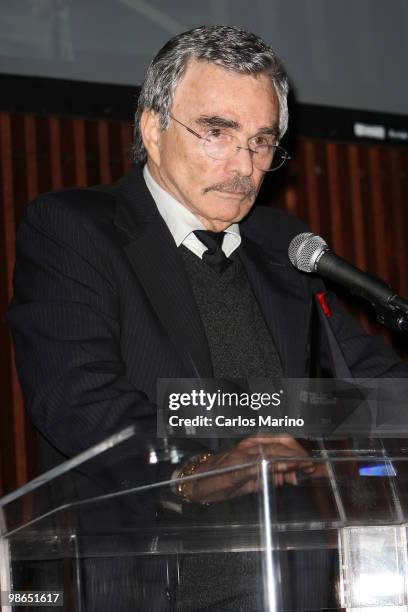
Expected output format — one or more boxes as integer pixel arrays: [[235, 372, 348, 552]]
[[9, 163, 408, 611], [9, 163, 408, 462]]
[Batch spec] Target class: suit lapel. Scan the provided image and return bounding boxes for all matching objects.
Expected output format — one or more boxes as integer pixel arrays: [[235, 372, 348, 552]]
[[239, 235, 312, 377], [113, 166, 213, 378]]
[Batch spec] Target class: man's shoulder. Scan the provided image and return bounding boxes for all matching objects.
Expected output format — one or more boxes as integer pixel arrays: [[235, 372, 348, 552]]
[[241, 204, 309, 250], [15, 183, 129, 259], [26, 183, 117, 226], [23, 165, 149, 235]]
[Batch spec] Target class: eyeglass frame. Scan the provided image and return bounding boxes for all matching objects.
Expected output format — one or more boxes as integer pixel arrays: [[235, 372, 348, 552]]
[[169, 114, 291, 172]]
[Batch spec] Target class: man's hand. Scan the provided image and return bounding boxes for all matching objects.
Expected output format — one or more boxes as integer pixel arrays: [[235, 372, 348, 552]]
[[181, 436, 316, 504]]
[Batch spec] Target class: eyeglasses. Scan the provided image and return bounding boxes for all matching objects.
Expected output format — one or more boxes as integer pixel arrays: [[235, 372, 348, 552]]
[[170, 115, 290, 172]]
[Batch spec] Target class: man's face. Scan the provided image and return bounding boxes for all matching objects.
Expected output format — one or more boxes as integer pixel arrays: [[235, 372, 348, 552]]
[[143, 59, 280, 231]]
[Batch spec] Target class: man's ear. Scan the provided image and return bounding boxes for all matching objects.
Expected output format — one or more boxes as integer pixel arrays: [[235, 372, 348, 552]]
[[140, 109, 161, 165]]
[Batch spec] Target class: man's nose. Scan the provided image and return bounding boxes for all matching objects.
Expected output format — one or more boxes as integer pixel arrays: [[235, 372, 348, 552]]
[[226, 145, 255, 177]]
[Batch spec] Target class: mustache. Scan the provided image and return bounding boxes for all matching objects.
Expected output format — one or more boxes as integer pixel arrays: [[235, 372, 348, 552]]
[[202, 175, 257, 198]]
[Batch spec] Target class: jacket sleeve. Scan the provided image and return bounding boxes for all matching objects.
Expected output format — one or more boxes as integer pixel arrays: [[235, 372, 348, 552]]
[[8, 194, 159, 459]]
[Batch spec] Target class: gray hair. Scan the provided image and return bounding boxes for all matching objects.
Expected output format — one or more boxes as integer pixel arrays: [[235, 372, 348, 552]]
[[133, 25, 289, 164]]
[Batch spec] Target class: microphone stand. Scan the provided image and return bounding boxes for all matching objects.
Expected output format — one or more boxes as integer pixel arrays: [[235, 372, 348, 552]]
[[368, 298, 408, 333]]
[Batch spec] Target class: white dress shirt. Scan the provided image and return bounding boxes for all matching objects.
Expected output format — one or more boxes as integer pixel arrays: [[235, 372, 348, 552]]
[[143, 164, 241, 258]]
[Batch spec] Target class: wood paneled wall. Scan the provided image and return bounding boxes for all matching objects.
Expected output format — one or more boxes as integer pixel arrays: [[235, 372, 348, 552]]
[[1, 111, 408, 496]]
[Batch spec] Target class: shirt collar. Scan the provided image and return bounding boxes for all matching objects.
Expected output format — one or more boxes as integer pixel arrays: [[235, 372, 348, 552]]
[[143, 164, 241, 258]]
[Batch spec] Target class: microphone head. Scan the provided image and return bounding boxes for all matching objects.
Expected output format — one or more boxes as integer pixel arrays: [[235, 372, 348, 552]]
[[288, 232, 329, 273]]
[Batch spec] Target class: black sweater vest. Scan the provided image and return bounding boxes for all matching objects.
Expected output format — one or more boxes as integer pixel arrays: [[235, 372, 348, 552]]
[[179, 246, 282, 378]]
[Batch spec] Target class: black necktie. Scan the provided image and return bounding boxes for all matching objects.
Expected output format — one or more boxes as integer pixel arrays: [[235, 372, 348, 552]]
[[193, 230, 233, 274]]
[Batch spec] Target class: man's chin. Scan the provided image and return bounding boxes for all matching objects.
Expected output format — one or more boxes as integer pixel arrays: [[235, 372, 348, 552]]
[[204, 202, 253, 227]]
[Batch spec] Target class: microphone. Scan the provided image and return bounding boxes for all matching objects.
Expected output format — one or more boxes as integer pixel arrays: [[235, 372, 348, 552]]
[[288, 232, 408, 332]]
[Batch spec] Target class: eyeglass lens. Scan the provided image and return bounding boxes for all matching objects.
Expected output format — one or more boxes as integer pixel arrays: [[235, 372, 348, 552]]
[[202, 130, 287, 172]]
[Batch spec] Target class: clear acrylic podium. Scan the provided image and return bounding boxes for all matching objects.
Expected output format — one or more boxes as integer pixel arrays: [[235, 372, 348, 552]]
[[1, 425, 408, 611]]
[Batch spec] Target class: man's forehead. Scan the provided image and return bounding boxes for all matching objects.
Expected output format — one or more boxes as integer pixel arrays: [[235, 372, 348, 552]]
[[176, 58, 273, 92], [172, 59, 279, 124]]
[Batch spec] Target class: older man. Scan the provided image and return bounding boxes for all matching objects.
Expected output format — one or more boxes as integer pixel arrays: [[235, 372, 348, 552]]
[[9, 25, 408, 610]]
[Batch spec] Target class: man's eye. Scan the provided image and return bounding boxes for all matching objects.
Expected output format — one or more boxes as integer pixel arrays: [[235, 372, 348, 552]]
[[208, 128, 223, 138], [252, 135, 274, 147]]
